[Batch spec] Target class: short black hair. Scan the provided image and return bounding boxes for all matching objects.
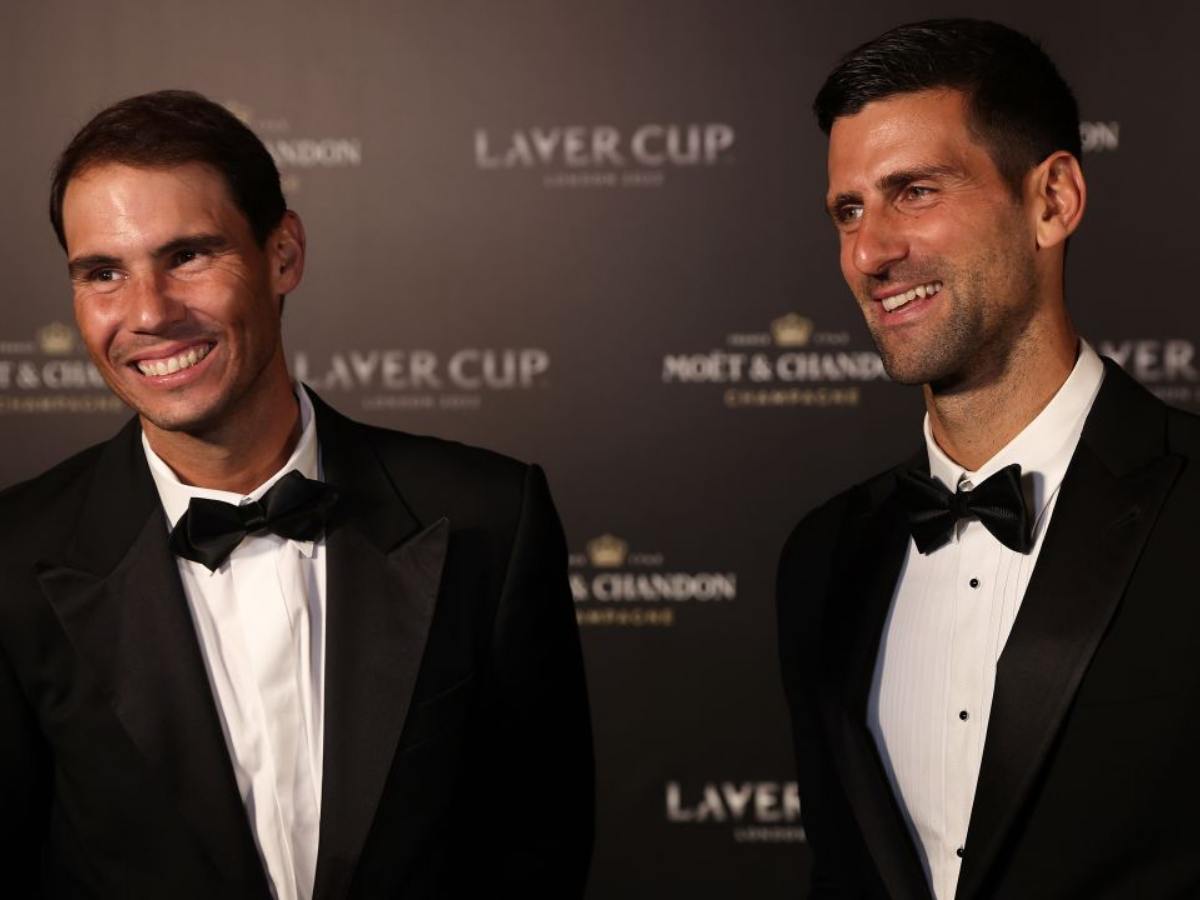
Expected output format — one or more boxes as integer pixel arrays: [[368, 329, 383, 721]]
[[49, 89, 285, 249], [814, 19, 1081, 195]]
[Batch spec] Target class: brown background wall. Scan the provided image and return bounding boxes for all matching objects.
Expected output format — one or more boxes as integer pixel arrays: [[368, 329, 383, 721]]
[[4, 1, 1195, 895]]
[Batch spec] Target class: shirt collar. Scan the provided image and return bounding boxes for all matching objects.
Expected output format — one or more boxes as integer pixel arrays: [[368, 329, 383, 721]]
[[924, 340, 1105, 522], [143, 383, 321, 532]]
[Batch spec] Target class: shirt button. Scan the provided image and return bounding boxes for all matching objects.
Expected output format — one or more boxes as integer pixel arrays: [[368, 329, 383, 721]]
[[969, 577, 980, 589], [956, 847, 965, 858], [959, 710, 970, 721]]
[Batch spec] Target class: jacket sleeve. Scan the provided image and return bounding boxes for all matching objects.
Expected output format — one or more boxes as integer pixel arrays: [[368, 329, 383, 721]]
[[0, 638, 49, 898], [777, 499, 874, 899], [468, 463, 595, 897]]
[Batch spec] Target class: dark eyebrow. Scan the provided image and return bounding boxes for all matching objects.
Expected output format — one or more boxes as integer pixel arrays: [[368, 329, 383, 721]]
[[826, 191, 862, 219], [152, 233, 230, 260], [66, 234, 230, 279], [876, 164, 961, 194], [826, 165, 963, 220], [67, 254, 120, 279]]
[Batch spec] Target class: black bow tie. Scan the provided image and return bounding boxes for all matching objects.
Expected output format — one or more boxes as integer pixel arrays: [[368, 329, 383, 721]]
[[895, 462, 1033, 555], [169, 470, 339, 572]]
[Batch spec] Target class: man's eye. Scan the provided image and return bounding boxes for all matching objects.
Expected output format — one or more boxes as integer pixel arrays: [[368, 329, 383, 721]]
[[836, 206, 863, 225], [904, 186, 934, 200], [172, 249, 200, 266], [79, 268, 125, 293]]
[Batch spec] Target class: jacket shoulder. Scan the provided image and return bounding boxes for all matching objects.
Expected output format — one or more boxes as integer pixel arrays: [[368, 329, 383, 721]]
[[776, 462, 901, 632], [0, 438, 109, 550], [1166, 403, 1200, 455], [778, 463, 900, 568], [335, 412, 535, 528], [353, 419, 528, 486]]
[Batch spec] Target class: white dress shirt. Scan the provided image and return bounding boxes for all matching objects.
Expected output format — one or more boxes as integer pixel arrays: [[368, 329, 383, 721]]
[[867, 342, 1105, 900], [143, 385, 326, 900]]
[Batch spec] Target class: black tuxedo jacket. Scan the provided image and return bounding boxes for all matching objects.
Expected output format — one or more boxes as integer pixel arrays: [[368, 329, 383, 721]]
[[777, 360, 1200, 899], [0, 391, 593, 899]]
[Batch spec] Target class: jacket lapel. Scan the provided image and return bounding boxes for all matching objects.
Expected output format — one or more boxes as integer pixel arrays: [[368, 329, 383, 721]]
[[957, 362, 1183, 898], [821, 469, 935, 900], [309, 394, 449, 900], [35, 419, 268, 893]]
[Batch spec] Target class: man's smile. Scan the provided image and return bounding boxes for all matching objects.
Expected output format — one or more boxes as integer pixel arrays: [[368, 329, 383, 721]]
[[125, 340, 217, 380], [874, 280, 943, 312]]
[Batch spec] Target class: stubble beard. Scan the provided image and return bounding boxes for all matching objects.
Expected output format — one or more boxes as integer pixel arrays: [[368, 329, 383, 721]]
[[127, 339, 284, 442], [861, 243, 1038, 394]]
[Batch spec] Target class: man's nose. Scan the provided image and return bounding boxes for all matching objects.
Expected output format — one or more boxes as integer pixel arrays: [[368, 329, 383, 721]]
[[851, 208, 909, 277], [127, 272, 185, 332]]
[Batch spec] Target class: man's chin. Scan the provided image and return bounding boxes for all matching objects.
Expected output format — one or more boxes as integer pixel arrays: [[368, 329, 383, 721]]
[[132, 397, 229, 437], [877, 346, 960, 388]]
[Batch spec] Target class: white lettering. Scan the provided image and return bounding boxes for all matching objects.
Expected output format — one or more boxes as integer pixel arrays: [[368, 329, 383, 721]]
[[562, 127, 588, 167], [631, 124, 665, 166], [661, 352, 746, 383], [705, 123, 735, 162], [569, 574, 590, 602], [666, 782, 802, 825], [1101, 339, 1200, 383], [724, 782, 755, 820], [269, 138, 362, 168], [1080, 121, 1119, 152], [1164, 340, 1198, 380], [349, 350, 379, 385], [593, 126, 623, 165], [474, 130, 500, 168], [666, 783, 694, 822], [591, 572, 737, 601]]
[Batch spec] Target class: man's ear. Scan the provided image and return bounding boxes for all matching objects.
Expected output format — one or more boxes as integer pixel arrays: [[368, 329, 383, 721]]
[[268, 210, 306, 299], [1029, 151, 1086, 250]]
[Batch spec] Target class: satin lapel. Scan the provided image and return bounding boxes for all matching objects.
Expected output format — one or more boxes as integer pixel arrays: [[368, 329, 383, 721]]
[[35, 419, 267, 892], [958, 364, 1183, 899], [310, 395, 450, 900], [821, 481, 934, 900]]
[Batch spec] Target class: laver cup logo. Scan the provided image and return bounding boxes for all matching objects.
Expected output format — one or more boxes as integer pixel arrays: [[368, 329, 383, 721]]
[[663, 314, 887, 408], [571, 534, 737, 628], [0, 322, 123, 415], [474, 123, 736, 189], [293, 347, 550, 413], [666, 780, 805, 844]]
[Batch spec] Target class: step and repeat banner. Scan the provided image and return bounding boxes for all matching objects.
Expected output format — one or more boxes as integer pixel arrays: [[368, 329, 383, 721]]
[[5, 1, 1197, 896]]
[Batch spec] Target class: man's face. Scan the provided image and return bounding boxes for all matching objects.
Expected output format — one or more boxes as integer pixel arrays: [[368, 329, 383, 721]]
[[825, 89, 1039, 390], [63, 162, 297, 435]]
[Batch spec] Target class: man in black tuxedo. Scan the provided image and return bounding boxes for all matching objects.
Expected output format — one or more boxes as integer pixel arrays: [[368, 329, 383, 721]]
[[0, 90, 593, 899], [778, 19, 1200, 900]]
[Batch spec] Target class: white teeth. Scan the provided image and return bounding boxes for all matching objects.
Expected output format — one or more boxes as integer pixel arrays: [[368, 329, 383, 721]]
[[881, 281, 942, 313], [136, 343, 211, 377]]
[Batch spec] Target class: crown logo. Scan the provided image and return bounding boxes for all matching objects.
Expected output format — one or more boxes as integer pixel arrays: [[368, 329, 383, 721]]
[[38, 322, 76, 356], [771, 313, 814, 347], [587, 534, 628, 568], [223, 99, 254, 125]]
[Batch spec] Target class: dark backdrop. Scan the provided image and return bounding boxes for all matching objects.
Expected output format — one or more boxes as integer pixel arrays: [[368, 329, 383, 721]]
[[4, 1, 1196, 895]]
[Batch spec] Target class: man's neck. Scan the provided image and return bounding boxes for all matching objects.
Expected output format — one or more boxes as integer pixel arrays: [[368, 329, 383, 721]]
[[925, 326, 1079, 472], [143, 376, 303, 495]]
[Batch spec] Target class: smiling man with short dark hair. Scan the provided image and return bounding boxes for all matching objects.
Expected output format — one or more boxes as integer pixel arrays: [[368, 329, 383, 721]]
[[778, 19, 1200, 900], [0, 89, 593, 899]]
